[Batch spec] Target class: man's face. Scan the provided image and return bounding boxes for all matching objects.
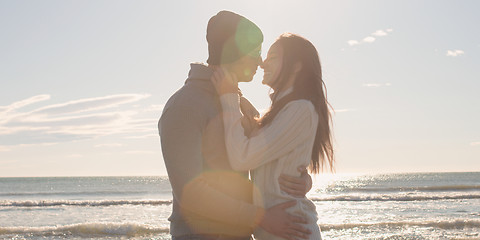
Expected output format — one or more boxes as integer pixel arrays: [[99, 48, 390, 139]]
[[232, 47, 262, 83]]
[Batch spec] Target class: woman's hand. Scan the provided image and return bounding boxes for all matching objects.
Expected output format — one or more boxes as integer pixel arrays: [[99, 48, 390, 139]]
[[211, 67, 239, 95], [239, 96, 260, 137]]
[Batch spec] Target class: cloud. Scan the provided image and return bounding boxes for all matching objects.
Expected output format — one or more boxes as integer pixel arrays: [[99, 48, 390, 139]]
[[335, 109, 356, 113], [346, 28, 393, 48], [347, 40, 360, 46], [363, 83, 392, 87], [446, 50, 464, 57], [470, 142, 480, 146], [0, 146, 11, 152], [363, 36, 376, 43], [125, 150, 156, 154], [0, 94, 154, 147], [31, 94, 149, 116], [95, 143, 123, 148], [8, 112, 129, 127], [0, 160, 18, 164], [0, 129, 95, 146], [0, 95, 51, 123], [0, 95, 50, 112], [143, 104, 164, 112], [124, 134, 158, 139], [372, 30, 388, 36]]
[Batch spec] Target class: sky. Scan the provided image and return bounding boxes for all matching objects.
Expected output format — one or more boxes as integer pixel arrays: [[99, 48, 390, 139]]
[[0, 0, 479, 177]]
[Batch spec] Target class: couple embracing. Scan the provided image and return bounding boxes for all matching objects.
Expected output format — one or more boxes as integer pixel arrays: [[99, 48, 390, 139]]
[[159, 10, 334, 240]]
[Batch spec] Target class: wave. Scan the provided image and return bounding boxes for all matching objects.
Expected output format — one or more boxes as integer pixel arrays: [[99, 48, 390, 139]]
[[0, 190, 151, 197], [2, 220, 477, 237], [320, 219, 480, 231], [334, 185, 480, 193], [0, 199, 172, 207], [3, 193, 479, 207], [0, 222, 168, 237], [311, 193, 480, 202]]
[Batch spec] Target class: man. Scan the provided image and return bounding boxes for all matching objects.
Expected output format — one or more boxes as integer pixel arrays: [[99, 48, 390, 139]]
[[159, 11, 312, 240]]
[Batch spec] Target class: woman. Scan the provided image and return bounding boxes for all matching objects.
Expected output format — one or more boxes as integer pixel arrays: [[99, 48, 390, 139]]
[[211, 33, 334, 240]]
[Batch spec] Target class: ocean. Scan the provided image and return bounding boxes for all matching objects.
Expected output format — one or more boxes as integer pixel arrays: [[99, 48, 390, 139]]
[[0, 172, 479, 239]]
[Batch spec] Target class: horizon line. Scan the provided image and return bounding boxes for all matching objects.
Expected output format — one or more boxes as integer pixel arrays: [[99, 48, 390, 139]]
[[2, 170, 480, 178]]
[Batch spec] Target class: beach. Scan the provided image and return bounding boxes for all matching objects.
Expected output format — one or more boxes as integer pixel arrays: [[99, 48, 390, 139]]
[[1, 172, 479, 239]]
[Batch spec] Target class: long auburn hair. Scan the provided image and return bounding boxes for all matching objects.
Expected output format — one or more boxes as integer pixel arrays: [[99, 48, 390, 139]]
[[259, 33, 334, 173]]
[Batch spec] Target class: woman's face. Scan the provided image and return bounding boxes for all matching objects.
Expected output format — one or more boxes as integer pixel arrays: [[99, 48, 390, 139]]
[[261, 43, 283, 88]]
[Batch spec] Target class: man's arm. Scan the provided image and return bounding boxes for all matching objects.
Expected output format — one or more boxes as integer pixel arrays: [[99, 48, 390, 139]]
[[279, 167, 313, 198]]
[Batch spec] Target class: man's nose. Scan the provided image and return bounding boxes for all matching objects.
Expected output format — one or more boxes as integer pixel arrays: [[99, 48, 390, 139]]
[[257, 57, 264, 69]]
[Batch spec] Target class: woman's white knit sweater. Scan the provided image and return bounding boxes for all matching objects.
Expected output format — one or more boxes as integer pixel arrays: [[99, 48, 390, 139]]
[[220, 92, 322, 240]]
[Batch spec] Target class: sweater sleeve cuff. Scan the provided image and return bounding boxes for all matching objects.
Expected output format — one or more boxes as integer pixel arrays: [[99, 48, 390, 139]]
[[220, 93, 241, 113]]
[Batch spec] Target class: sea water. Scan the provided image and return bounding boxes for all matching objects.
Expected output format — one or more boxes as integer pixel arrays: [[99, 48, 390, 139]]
[[0, 172, 479, 239]]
